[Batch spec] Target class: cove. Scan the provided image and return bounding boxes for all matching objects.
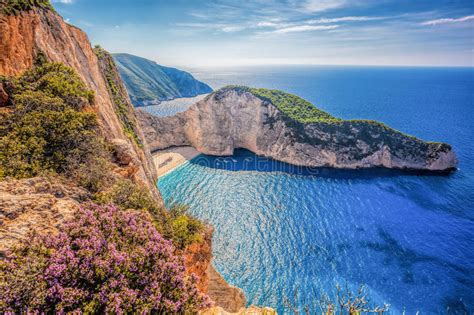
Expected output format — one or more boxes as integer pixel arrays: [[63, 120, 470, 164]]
[[158, 149, 473, 314]]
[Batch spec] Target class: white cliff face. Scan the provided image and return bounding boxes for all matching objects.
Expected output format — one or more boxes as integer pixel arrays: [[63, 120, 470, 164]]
[[137, 88, 458, 172]]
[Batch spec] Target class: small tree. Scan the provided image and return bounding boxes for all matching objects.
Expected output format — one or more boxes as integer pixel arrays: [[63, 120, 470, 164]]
[[285, 284, 390, 315], [334, 284, 390, 315]]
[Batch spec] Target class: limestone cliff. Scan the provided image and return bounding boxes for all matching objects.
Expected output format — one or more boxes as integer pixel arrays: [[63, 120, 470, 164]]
[[138, 86, 458, 172], [184, 229, 247, 313], [0, 177, 89, 256], [0, 6, 161, 201]]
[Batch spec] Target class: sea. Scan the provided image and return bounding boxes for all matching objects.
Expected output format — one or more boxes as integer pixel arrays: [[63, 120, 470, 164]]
[[147, 66, 474, 314]]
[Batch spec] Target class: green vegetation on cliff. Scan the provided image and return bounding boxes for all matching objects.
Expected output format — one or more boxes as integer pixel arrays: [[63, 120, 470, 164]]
[[0, 57, 207, 312], [1, 0, 55, 15], [94, 46, 142, 147], [113, 53, 213, 106], [250, 87, 339, 123], [0, 58, 204, 250], [0, 61, 102, 181], [219, 85, 340, 123], [218, 86, 427, 141], [212, 86, 455, 163]]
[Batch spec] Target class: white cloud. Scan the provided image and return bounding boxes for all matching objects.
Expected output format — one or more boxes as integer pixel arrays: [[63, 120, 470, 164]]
[[272, 24, 339, 34], [256, 21, 281, 27], [302, 0, 348, 12], [175, 22, 245, 33], [421, 15, 474, 26], [253, 15, 386, 35], [221, 26, 245, 32], [52, 0, 74, 3], [309, 16, 386, 23]]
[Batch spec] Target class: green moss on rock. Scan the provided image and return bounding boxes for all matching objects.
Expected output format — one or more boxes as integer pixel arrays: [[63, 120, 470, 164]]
[[94, 46, 142, 147]]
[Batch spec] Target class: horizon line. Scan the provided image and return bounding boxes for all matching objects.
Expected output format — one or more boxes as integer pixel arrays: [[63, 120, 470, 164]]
[[170, 62, 474, 70]]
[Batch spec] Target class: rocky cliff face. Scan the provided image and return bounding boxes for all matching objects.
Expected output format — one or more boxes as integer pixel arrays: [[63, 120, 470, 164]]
[[184, 229, 247, 313], [138, 87, 457, 172], [0, 177, 89, 256], [0, 7, 161, 200]]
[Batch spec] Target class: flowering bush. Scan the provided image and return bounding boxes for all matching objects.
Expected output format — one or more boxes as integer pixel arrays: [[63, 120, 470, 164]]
[[0, 203, 211, 313], [94, 180, 205, 250]]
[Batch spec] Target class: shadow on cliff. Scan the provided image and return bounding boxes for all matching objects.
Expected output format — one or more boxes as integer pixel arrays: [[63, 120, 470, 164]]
[[188, 149, 456, 180]]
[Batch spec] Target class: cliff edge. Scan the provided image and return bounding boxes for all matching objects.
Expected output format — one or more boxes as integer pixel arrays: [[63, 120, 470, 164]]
[[138, 86, 457, 172], [0, 5, 161, 199], [0, 4, 254, 312]]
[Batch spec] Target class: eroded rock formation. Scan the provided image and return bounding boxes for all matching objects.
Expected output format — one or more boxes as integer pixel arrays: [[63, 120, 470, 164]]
[[0, 177, 89, 255], [185, 229, 246, 313], [138, 87, 458, 172]]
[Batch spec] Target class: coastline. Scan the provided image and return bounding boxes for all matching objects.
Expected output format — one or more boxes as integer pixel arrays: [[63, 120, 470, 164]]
[[156, 147, 253, 313], [152, 146, 201, 178]]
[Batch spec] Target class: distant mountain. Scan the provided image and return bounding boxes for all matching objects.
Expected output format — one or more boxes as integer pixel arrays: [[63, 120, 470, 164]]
[[113, 53, 213, 107]]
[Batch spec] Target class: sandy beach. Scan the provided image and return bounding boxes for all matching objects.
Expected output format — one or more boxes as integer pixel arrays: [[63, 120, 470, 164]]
[[152, 146, 201, 177]]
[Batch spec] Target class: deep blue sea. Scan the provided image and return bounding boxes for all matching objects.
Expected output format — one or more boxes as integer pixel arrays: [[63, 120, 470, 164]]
[[156, 66, 474, 314]]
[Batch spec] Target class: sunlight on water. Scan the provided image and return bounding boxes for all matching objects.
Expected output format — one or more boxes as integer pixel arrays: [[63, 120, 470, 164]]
[[159, 150, 473, 314], [156, 66, 474, 314]]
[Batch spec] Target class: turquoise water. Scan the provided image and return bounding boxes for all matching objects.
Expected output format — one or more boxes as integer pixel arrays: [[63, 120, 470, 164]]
[[141, 94, 209, 117], [157, 66, 474, 314]]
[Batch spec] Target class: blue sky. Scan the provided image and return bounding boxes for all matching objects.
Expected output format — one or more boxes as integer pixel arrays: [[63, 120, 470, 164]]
[[53, 0, 474, 68]]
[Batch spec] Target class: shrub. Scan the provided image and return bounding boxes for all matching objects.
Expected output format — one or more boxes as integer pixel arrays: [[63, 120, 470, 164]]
[[219, 86, 339, 124], [1, 0, 55, 16], [0, 62, 109, 188], [166, 204, 204, 249], [68, 154, 114, 193], [95, 180, 205, 250], [284, 284, 390, 314], [0, 203, 211, 313], [94, 179, 161, 214], [250, 87, 339, 124], [15, 62, 95, 108]]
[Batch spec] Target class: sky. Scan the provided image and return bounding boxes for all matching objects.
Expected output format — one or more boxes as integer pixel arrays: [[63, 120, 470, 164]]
[[53, 0, 474, 68]]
